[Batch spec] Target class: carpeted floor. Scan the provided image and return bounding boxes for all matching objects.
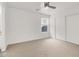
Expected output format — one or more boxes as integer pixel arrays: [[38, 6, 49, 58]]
[[1, 38, 79, 57]]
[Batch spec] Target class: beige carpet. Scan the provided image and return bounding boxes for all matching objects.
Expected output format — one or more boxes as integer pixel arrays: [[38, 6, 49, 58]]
[[1, 39, 79, 57]]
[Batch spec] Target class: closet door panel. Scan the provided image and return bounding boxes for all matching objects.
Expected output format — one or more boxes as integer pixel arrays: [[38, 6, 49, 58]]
[[66, 14, 79, 44]]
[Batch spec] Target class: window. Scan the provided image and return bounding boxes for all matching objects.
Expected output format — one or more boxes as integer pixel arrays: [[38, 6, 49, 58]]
[[41, 18, 49, 32]]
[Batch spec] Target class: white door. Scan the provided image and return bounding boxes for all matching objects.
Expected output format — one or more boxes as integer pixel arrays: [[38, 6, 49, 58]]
[[66, 14, 79, 44]]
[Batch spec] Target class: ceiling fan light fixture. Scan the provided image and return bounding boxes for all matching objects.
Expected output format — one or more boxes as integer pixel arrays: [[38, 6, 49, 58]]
[[44, 2, 56, 9]]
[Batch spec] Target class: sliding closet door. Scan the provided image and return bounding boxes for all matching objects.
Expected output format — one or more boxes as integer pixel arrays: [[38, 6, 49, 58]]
[[66, 14, 79, 44]]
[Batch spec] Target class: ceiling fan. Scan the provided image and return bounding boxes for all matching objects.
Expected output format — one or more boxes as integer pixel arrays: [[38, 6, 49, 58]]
[[36, 2, 56, 15], [44, 2, 56, 9]]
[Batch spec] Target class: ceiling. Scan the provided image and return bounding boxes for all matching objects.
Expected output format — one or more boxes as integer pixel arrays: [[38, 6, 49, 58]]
[[7, 2, 79, 14], [55, 2, 79, 10], [7, 2, 41, 12]]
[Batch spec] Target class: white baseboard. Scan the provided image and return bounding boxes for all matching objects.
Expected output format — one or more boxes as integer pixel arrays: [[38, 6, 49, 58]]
[[7, 36, 50, 45]]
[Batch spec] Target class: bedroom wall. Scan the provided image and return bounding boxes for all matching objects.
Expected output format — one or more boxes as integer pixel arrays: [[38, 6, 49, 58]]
[[64, 8, 79, 44], [55, 7, 79, 41], [55, 11, 65, 40], [5, 7, 50, 45]]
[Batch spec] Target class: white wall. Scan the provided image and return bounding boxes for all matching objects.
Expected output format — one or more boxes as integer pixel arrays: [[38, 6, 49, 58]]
[[0, 3, 4, 35], [0, 2, 7, 51], [66, 14, 79, 44], [5, 7, 50, 45], [50, 14, 56, 39], [55, 7, 79, 42], [54, 10, 66, 40], [65, 8, 79, 44]]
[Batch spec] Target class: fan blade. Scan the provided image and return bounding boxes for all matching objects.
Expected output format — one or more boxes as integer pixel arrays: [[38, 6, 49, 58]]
[[48, 6, 56, 9], [44, 2, 49, 7]]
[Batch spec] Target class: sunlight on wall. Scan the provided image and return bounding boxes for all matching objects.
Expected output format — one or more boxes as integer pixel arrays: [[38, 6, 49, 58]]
[[0, 3, 2, 33], [0, 4, 2, 14]]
